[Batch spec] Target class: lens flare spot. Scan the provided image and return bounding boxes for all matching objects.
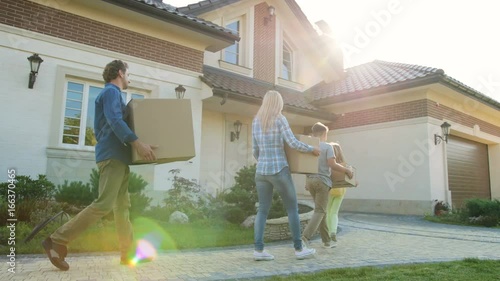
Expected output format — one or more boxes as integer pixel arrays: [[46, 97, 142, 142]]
[[135, 239, 157, 260]]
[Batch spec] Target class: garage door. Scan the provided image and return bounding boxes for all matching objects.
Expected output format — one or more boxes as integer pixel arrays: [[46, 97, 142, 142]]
[[446, 135, 491, 208]]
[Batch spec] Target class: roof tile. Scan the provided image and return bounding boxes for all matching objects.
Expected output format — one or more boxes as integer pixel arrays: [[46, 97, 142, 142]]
[[132, 0, 238, 38], [202, 66, 319, 111]]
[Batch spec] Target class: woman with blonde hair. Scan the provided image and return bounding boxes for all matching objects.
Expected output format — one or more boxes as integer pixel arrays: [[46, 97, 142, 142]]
[[252, 90, 320, 261]]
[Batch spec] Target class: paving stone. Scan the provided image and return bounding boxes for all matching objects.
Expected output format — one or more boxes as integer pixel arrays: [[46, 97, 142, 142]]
[[2, 213, 499, 280]]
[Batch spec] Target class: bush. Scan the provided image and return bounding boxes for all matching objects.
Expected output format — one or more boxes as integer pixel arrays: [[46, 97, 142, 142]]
[[0, 174, 55, 203], [223, 164, 287, 224], [224, 206, 246, 224], [130, 192, 152, 219], [0, 175, 56, 225], [55, 180, 94, 207], [463, 198, 500, 227], [163, 169, 212, 221]]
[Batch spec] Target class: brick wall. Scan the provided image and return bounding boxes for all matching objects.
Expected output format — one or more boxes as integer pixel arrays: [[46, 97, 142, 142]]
[[328, 99, 500, 138], [427, 100, 500, 137], [329, 99, 428, 129], [253, 2, 275, 83], [0, 0, 203, 72]]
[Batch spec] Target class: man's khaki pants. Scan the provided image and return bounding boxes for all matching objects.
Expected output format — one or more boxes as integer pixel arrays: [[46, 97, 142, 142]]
[[302, 177, 331, 243], [51, 159, 133, 258]]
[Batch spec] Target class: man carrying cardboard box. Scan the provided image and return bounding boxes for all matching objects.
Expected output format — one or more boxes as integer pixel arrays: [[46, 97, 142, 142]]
[[42, 60, 157, 271], [301, 122, 353, 249]]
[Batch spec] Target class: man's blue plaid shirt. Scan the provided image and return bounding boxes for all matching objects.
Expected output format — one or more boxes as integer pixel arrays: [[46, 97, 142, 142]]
[[252, 115, 313, 175]]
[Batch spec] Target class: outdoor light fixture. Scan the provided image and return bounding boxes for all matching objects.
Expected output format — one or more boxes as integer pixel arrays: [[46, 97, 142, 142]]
[[230, 120, 242, 142], [264, 5, 275, 25], [175, 84, 186, 99], [27, 53, 43, 89], [434, 122, 451, 145]]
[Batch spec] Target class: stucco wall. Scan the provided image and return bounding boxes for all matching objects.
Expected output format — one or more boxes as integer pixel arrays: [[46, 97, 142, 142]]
[[199, 111, 226, 194], [328, 118, 440, 215], [0, 26, 204, 193]]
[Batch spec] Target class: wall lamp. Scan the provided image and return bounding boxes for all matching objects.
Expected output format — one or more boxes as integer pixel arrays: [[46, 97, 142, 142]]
[[175, 84, 186, 99], [230, 120, 242, 142], [264, 5, 275, 25], [434, 122, 451, 145], [28, 53, 43, 89]]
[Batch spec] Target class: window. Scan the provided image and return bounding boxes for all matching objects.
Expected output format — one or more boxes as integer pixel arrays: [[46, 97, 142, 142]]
[[282, 41, 293, 80], [61, 80, 144, 148], [224, 20, 240, 64]]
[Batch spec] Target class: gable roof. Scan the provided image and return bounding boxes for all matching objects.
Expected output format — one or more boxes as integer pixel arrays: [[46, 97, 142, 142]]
[[201, 61, 500, 115], [309, 60, 500, 110]]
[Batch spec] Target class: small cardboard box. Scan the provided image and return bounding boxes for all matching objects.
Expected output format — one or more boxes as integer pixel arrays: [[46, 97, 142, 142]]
[[127, 99, 195, 164], [284, 134, 319, 174], [331, 165, 357, 188]]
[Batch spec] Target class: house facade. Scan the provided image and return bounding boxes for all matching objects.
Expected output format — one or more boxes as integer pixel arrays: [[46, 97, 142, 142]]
[[0, 0, 238, 202], [1, 0, 499, 215]]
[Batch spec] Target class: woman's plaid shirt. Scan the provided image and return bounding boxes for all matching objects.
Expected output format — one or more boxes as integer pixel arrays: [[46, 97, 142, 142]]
[[252, 115, 313, 175]]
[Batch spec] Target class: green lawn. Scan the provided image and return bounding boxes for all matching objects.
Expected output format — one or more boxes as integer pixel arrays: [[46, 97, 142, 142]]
[[6, 214, 499, 281], [10, 217, 254, 255], [259, 258, 500, 281]]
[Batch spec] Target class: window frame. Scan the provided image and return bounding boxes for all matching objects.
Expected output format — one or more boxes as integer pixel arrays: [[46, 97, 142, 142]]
[[275, 29, 303, 90], [217, 8, 254, 76], [48, 65, 154, 153], [223, 19, 241, 65], [281, 41, 293, 81], [59, 79, 148, 150]]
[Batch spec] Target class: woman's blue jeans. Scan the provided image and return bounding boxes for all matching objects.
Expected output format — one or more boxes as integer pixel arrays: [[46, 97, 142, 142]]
[[254, 167, 302, 251]]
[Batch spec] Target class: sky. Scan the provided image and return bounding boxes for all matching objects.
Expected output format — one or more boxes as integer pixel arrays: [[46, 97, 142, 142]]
[[166, 0, 500, 102]]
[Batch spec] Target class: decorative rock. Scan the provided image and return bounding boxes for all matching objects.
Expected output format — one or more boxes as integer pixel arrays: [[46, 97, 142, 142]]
[[241, 215, 256, 228], [169, 211, 189, 224]]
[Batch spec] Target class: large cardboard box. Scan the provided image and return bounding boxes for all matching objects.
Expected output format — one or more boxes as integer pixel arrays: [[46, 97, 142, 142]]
[[127, 99, 195, 164], [331, 165, 357, 188], [330, 142, 357, 188], [284, 134, 319, 174]]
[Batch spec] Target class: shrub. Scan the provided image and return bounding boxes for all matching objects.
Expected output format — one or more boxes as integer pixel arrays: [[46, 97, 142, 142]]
[[130, 192, 153, 219], [0, 174, 55, 203], [463, 198, 500, 227], [55, 180, 94, 207], [0, 175, 56, 225], [223, 164, 287, 224], [224, 206, 246, 224], [163, 169, 210, 221]]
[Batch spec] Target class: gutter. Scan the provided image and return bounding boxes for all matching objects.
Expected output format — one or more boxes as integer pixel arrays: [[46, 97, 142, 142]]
[[312, 73, 500, 111], [440, 76, 500, 111], [211, 88, 337, 122], [103, 0, 240, 45]]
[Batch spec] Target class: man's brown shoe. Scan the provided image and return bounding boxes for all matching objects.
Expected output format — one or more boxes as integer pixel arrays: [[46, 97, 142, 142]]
[[42, 237, 69, 271]]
